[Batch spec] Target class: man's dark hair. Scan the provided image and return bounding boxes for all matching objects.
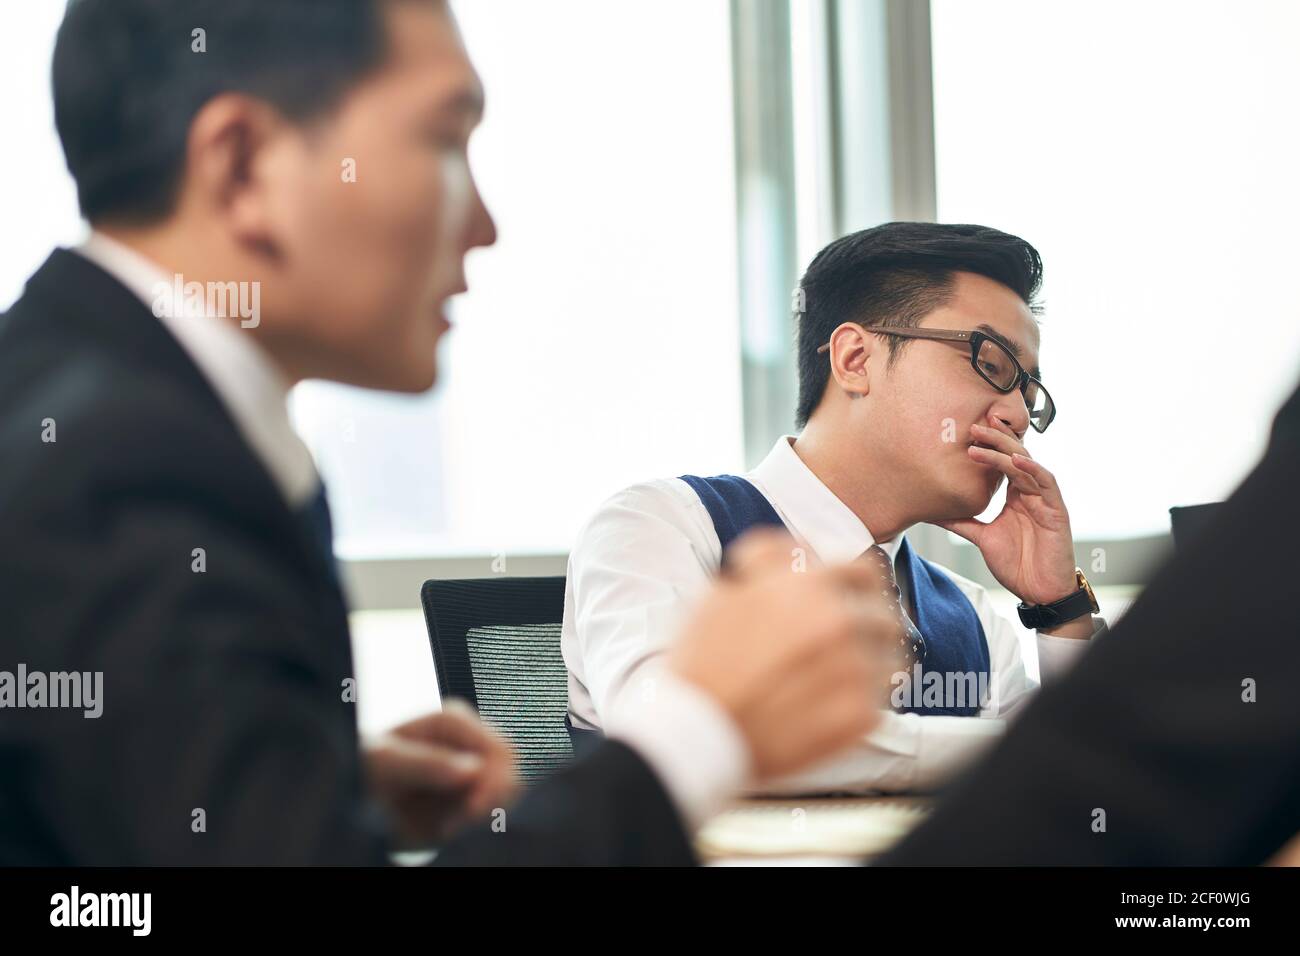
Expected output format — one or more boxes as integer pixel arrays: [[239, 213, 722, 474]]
[[53, 0, 421, 224], [794, 221, 1044, 428]]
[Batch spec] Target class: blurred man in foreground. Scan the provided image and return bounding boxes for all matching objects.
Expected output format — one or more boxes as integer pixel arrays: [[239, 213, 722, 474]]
[[0, 0, 896, 865]]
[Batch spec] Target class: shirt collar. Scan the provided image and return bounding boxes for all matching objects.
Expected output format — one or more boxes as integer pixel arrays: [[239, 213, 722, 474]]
[[74, 232, 320, 508], [746, 435, 908, 569]]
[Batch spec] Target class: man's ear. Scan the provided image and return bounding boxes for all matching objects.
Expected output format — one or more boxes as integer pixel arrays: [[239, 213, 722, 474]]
[[182, 93, 288, 255], [826, 322, 876, 398]]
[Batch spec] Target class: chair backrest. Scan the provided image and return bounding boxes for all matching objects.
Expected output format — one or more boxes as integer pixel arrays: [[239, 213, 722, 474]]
[[420, 576, 572, 781], [1169, 502, 1222, 551]]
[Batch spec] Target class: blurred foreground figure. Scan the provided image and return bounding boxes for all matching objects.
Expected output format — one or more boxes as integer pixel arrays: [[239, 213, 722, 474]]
[[0, 0, 896, 865]]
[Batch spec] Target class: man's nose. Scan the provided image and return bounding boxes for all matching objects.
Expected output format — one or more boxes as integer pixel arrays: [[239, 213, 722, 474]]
[[466, 179, 497, 252], [992, 389, 1031, 437]]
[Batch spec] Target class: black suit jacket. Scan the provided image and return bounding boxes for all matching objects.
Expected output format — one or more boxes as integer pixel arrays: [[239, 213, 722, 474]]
[[0, 250, 693, 866], [883, 379, 1300, 865]]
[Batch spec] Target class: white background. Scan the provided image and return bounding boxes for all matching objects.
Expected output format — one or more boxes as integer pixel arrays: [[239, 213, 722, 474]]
[[932, 0, 1300, 538]]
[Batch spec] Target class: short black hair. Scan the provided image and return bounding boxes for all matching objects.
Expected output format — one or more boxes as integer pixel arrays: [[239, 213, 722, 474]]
[[794, 221, 1044, 427], [53, 0, 422, 224]]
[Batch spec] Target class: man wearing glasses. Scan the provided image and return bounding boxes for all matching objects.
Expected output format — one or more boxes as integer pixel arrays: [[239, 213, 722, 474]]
[[562, 221, 1106, 794]]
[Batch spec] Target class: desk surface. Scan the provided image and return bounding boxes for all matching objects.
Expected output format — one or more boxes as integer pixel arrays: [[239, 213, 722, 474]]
[[697, 794, 933, 865]]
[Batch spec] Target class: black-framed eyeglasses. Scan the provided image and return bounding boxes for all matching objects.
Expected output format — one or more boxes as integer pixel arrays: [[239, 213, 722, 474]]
[[817, 325, 1057, 433]]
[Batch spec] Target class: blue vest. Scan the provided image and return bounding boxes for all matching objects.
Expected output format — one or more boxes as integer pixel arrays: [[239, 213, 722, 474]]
[[679, 474, 991, 717]]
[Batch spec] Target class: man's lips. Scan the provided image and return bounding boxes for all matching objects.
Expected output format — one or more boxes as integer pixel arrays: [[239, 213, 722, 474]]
[[433, 283, 467, 330]]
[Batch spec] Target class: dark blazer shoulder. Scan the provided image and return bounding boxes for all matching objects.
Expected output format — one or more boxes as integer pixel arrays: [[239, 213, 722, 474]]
[[0, 249, 301, 540], [0, 249, 342, 659]]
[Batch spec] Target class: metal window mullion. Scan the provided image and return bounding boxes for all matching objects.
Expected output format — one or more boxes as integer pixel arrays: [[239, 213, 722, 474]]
[[731, 0, 800, 466]]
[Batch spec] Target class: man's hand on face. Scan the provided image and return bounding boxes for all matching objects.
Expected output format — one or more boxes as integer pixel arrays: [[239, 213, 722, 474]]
[[937, 411, 1083, 613], [667, 528, 901, 782], [363, 700, 519, 848]]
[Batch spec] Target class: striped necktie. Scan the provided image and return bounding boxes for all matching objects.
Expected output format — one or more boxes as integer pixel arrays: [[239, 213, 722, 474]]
[[861, 544, 928, 667]]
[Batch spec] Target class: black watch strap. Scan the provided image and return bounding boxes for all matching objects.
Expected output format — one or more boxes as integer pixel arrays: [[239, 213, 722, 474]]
[[1017, 570, 1099, 630]]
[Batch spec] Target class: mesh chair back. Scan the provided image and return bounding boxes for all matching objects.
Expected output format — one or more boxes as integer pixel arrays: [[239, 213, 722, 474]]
[[420, 576, 573, 781]]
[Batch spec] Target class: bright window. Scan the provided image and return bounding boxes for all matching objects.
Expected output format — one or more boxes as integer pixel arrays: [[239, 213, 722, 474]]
[[292, 0, 744, 559], [931, 0, 1300, 538]]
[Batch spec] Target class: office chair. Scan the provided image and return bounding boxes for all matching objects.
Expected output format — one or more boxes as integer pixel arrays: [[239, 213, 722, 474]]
[[420, 576, 573, 781], [1169, 502, 1222, 552]]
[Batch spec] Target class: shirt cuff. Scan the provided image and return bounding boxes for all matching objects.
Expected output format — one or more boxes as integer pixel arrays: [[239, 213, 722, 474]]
[[745, 709, 921, 795], [603, 668, 751, 831], [1036, 616, 1106, 681], [912, 712, 1005, 790], [751, 709, 1007, 795]]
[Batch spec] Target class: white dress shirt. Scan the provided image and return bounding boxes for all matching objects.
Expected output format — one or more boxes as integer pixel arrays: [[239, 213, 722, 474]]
[[563, 435, 1101, 797], [72, 232, 746, 832]]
